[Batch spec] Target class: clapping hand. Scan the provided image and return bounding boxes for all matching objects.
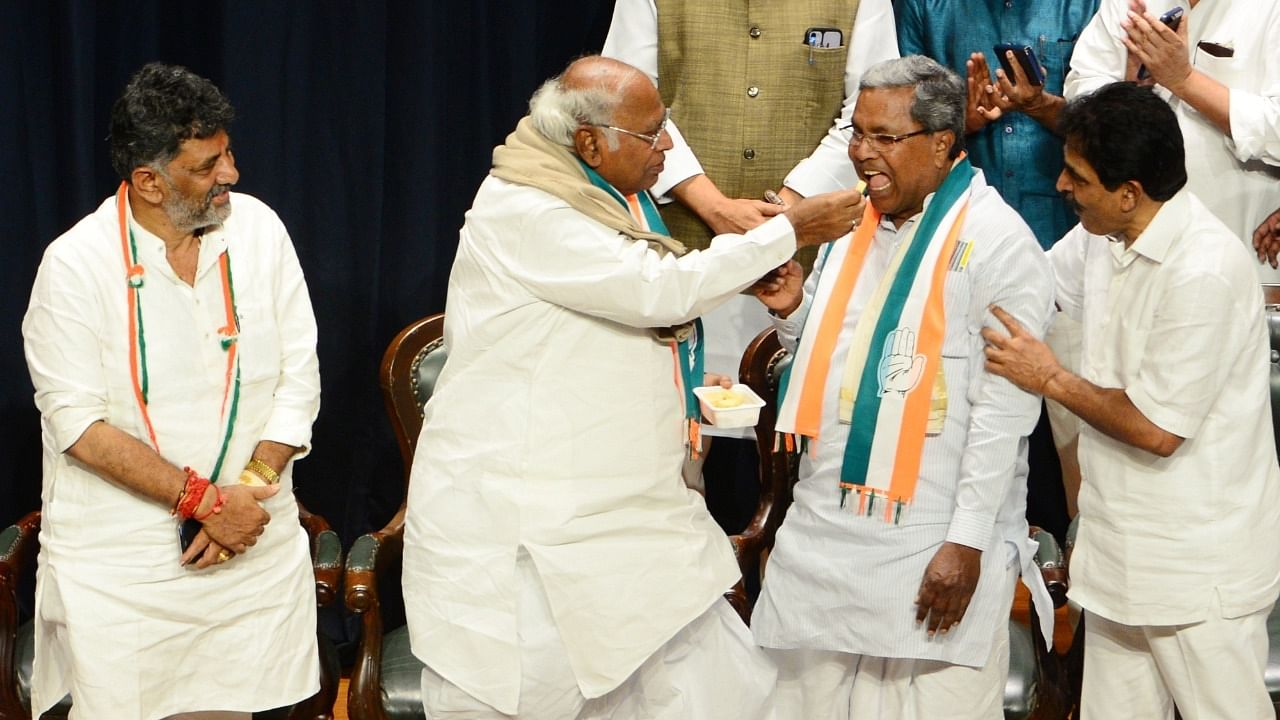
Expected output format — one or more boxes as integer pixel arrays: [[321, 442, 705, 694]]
[[1121, 0, 1193, 91]]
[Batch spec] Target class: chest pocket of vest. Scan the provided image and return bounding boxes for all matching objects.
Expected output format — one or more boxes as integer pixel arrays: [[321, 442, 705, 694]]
[[793, 45, 849, 121]]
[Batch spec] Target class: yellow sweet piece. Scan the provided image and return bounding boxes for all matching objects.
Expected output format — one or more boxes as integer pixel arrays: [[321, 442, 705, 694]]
[[706, 389, 744, 409]]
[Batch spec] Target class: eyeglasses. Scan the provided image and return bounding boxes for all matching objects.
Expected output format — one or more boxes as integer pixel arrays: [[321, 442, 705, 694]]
[[597, 108, 671, 150], [842, 124, 931, 152]]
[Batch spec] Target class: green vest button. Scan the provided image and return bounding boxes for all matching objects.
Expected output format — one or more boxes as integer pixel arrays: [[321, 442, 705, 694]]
[[749, 26, 762, 38], [743, 148, 756, 159], [747, 86, 760, 98]]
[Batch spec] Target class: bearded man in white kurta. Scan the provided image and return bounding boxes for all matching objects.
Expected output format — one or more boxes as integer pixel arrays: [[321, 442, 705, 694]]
[[22, 63, 321, 720], [750, 56, 1056, 720], [400, 56, 862, 720]]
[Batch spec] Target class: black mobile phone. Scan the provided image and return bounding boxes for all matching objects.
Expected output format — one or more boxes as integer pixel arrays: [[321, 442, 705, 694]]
[[993, 43, 1046, 86], [1158, 6, 1184, 32], [1138, 8, 1184, 79], [178, 518, 202, 554]]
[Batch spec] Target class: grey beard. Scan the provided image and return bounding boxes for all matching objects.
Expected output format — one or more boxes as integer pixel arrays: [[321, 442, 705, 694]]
[[164, 188, 232, 233]]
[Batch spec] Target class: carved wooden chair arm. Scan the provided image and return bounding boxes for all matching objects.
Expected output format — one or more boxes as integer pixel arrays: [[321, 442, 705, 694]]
[[1, 511, 41, 719]]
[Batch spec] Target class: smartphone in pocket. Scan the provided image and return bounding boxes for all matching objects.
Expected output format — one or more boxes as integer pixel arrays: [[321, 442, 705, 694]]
[[993, 43, 1046, 86]]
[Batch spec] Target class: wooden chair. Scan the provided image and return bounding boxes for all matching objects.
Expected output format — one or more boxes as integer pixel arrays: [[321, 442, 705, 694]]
[[740, 327, 1072, 719], [0, 505, 342, 720], [726, 324, 799, 620], [344, 313, 445, 720]]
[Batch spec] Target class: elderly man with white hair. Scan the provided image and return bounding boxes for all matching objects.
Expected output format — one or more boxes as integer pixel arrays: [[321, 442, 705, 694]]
[[400, 55, 861, 719]]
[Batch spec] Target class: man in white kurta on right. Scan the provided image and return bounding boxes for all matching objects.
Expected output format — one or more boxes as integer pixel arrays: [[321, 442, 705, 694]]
[[985, 82, 1280, 719], [750, 56, 1056, 720], [1065, 0, 1280, 281]]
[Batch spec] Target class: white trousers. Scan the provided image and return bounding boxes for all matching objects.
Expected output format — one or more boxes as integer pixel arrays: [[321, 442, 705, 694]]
[[163, 714, 251, 719], [422, 553, 775, 720], [1080, 600, 1274, 720], [767, 622, 1009, 720]]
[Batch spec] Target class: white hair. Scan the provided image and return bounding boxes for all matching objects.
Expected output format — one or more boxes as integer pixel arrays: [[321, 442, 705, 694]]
[[860, 55, 966, 158], [528, 72, 627, 150]]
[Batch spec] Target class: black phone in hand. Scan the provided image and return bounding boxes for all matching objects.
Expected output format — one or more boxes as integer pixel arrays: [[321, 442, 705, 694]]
[[994, 43, 1046, 86], [178, 518, 202, 554], [1138, 7, 1184, 80]]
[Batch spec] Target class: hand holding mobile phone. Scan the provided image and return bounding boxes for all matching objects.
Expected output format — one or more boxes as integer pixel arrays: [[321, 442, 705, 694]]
[[178, 518, 202, 557], [993, 43, 1046, 86], [1137, 7, 1184, 80]]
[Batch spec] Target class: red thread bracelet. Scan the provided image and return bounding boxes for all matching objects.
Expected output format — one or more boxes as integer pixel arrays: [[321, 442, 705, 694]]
[[193, 486, 226, 521], [174, 467, 211, 520]]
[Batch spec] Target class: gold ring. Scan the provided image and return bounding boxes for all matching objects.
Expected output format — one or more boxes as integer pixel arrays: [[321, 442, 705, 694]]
[[218, 549, 232, 563]]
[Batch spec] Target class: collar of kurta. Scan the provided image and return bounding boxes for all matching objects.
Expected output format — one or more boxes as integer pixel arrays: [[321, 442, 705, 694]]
[[1116, 189, 1188, 265]]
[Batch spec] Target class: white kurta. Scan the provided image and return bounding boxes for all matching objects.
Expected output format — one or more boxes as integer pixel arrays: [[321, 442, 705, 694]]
[[602, 0, 900, 430], [402, 175, 798, 715], [752, 171, 1056, 666], [1065, 0, 1280, 281], [1049, 190, 1280, 626], [22, 192, 321, 718]]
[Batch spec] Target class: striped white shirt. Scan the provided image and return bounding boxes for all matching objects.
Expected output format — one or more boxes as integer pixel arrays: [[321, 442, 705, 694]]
[[752, 170, 1055, 665]]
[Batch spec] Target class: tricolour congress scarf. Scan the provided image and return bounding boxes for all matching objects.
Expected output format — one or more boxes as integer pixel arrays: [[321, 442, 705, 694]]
[[490, 116, 705, 456], [775, 158, 975, 523]]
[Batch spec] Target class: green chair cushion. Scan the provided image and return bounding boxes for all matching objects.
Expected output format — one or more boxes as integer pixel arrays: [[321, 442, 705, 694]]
[[382, 624, 428, 720], [1004, 619, 1037, 720]]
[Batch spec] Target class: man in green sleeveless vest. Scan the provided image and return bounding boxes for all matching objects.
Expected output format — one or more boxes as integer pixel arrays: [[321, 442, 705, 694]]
[[604, 0, 897, 255], [604, 0, 900, 508]]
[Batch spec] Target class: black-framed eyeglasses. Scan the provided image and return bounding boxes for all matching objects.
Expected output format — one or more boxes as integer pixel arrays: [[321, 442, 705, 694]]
[[597, 108, 671, 150], [841, 123, 931, 152]]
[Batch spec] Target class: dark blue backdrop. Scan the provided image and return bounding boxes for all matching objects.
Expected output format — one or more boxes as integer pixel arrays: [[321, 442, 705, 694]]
[[0, 1, 615, 542]]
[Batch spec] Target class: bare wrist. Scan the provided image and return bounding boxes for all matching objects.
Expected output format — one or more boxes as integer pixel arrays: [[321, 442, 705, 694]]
[[770, 300, 801, 319], [1041, 366, 1068, 399], [1163, 67, 1196, 98]]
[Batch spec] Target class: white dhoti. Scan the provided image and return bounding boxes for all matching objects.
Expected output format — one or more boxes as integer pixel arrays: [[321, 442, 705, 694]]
[[768, 621, 1009, 720], [421, 552, 775, 719]]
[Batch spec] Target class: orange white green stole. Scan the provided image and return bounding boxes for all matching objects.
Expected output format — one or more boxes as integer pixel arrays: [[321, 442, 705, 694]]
[[578, 162, 706, 459], [775, 159, 974, 523]]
